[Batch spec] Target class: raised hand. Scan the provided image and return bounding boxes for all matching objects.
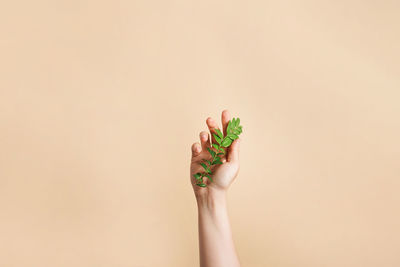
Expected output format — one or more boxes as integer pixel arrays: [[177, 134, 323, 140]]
[[190, 110, 241, 196]]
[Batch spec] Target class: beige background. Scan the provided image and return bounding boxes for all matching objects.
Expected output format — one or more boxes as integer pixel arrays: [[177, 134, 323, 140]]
[[1, 1, 399, 266]]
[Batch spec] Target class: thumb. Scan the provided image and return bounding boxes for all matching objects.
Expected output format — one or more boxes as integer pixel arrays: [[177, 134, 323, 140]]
[[227, 138, 240, 162]]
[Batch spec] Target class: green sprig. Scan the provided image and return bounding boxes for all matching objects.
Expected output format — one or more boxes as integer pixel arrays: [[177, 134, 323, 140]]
[[194, 117, 243, 187]]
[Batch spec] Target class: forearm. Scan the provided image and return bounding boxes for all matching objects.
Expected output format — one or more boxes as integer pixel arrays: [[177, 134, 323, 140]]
[[196, 190, 240, 267]]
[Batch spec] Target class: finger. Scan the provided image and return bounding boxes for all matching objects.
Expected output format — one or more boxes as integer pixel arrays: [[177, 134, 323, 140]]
[[227, 138, 240, 162], [199, 131, 210, 150], [206, 117, 220, 144], [221, 109, 230, 136], [191, 142, 202, 158]]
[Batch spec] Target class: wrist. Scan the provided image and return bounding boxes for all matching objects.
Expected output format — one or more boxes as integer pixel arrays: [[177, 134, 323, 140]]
[[196, 188, 227, 211]]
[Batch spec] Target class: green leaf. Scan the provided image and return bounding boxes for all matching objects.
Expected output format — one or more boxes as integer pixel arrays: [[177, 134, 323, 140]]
[[205, 159, 212, 165], [194, 173, 202, 180], [215, 128, 223, 139], [196, 183, 207, 187], [204, 173, 213, 183], [227, 120, 232, 134], [212, 144, 219, 150], [227, 133, 238, 140], [213, 159, 223, 165], [219, 147, 225, 154], [213, 133, 221, 144], [235, 118, 240, 127], [217, 152, 224, 156], [232, 129, 240, 135], [200, 162, 211, 173], [221, 137, 233, 147], [226, 118, 235, 134], [207, 147, 216, 157], [211, 156, 221, 164]]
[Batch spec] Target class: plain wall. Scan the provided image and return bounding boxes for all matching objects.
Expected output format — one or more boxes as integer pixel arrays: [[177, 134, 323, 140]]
[[1, 1, 399, 266]]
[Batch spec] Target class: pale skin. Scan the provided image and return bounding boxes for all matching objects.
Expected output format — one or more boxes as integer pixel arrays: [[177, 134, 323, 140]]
[[190, 110, 241, 267]]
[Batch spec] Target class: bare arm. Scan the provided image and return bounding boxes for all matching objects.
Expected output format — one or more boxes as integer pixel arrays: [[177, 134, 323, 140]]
[[196, 189, 240, 267], [190, 110, 241, 267]]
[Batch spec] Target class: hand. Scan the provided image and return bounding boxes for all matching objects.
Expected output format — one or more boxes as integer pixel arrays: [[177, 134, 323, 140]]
[[190, 110, 241, 197]]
